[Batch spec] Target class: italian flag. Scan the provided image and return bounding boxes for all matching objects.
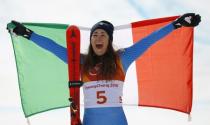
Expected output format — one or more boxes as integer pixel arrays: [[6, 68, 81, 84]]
[[7, 16, 193, 117]]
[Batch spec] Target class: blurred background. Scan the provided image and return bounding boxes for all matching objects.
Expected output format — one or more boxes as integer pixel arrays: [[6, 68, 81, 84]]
[[0, 0, 209, 124]]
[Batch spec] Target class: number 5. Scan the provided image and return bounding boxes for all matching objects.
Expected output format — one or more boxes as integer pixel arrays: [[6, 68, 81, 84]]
[[97, 91, 107, 104]]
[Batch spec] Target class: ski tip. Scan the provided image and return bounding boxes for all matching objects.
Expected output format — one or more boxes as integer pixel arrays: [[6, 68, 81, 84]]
[[67, 25, 80, 33], [68, 25, 79, 29]]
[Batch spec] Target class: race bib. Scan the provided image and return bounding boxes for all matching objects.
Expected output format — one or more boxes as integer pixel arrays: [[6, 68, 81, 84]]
[[83, 80, 124, 108]]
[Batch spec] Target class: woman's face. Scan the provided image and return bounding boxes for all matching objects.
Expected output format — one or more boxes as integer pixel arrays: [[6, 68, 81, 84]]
[[91, 29, 109, 56]]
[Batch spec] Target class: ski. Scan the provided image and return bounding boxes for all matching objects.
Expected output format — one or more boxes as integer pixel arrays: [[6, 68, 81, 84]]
[[66, 25, 83, 125]]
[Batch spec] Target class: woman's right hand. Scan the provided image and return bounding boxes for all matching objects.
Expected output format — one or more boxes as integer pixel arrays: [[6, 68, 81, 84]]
[[11, 20, 33, 39]]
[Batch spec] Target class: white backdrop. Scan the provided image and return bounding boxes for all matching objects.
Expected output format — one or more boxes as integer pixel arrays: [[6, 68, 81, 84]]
[[0, 0, 210, 125]]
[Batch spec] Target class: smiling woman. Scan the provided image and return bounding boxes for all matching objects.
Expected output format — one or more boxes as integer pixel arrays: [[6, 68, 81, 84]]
[[83, 21, 118, 81]]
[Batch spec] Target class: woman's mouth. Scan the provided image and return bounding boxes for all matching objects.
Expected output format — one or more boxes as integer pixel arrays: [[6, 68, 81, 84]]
[[96, 44, 103, 49]]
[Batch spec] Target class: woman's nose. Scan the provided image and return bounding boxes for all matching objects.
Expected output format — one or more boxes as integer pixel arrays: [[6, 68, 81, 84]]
[[96, 36, 102, 40]]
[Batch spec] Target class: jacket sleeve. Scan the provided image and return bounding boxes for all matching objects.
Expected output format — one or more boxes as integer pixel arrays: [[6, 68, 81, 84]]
[[120, 23, 175, 73], [30, 32, 68, 63]]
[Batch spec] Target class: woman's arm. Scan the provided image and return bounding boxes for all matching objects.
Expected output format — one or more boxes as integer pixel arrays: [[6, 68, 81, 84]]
[[120, 23, 175, 73], [120, 13, 201, 73], [10, 20, 68, 63], [30, 32, 67, 63]]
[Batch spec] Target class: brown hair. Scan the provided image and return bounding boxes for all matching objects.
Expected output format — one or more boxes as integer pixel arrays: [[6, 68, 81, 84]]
[[83, 40, 118, 80]]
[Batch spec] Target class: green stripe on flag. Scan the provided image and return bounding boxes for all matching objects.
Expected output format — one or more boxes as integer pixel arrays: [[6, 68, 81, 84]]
[[8, 23, 70, 117]]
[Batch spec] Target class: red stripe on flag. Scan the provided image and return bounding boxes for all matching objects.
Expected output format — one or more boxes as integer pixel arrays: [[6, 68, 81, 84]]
[[132, 16, 193, 114]]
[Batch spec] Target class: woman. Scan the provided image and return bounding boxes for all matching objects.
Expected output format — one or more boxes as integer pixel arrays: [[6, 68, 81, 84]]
[[10, 13, 200, 125]]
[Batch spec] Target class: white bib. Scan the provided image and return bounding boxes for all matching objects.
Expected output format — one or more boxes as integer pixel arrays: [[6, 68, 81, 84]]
[[83, 80, 124, 108]]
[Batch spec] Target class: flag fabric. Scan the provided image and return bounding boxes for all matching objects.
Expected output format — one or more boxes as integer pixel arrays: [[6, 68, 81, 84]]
[[8, 23, 70, 117], [131, 17, 193, 114], [7, 16, 193, 117]]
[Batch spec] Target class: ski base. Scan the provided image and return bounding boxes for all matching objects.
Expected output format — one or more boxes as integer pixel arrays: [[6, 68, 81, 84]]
[[66, 25, 82, 125]]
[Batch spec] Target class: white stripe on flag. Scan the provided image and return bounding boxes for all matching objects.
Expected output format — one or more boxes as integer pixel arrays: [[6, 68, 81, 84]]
[[114, 24, 138, 106]]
